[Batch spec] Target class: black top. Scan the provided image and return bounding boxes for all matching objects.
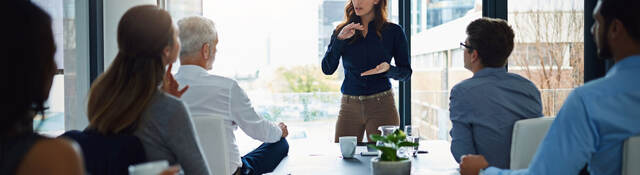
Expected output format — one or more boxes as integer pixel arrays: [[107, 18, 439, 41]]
[[61, 129, 147, 175], [0, 133, 44, 175], [322, 21, 412, 96]]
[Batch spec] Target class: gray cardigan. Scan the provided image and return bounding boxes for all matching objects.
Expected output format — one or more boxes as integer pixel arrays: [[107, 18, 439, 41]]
[[134, 91, 211, 175]]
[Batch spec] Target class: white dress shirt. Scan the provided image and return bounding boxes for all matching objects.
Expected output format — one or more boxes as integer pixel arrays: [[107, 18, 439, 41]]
[[175, 65, 283, 171]]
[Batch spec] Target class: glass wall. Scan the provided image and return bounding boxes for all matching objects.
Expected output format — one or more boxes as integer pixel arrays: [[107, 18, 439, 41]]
[[31, 0, 88, 136], [167, 0, 400, 152], [167, 0, 202, 21], [410, 0, 481, 141], [28, 0, 585, 142], [27, 0, 586, 145], [508, 0, 584, 116]]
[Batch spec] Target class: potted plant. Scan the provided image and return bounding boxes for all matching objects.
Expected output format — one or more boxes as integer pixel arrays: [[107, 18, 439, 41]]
[[368, 129, 419, 175]]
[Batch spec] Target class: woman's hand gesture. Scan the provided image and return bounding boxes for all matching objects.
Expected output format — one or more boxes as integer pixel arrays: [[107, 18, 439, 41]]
[[337, 22, 365, 40], [361, 62, 390, 76], [162, 64, 189, 98]]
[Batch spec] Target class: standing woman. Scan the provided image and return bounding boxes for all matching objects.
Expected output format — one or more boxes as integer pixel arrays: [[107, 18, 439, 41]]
[[86, 5, 209, 175], [323, 0, 412, 143]]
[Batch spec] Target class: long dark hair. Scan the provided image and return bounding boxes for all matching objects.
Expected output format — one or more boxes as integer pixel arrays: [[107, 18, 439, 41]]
[[334, 0, 389, 42], [2, 0, 57, 136], [87, 5, 175, 134]]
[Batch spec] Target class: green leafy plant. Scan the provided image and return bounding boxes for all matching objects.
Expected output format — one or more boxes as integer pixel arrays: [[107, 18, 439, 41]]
[[368, 129, 419, 161]]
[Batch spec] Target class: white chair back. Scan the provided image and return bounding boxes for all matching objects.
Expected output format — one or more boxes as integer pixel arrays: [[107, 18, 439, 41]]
[[192, 115, 231, 175], [623, 135, 640, 175], [510, 117, 555, 169]]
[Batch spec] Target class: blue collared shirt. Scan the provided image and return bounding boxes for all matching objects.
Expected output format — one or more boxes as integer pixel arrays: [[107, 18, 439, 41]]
[[484, 55, 640, 175], [449, 67, 543, 169], [321, 21, 412, 96]]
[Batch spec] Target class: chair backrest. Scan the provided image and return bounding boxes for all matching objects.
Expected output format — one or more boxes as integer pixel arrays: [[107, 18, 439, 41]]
[[623, 135, 640, 175], [510, 117, 555, 169], [192, 115, 232, 175], [60, 130, 146, 175]]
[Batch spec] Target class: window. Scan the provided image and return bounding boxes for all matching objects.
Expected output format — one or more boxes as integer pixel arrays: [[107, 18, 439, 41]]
[[166, 0, 400, 152], [508, 0, 585, 116], [411, 0, 481, 141], [167, 0, 202, 21], [412, 0, 426, 34], [31, 0, 87, 136], [426, 0, 476, 29], [451, 48, 465, 68], [412, 52, 446, 71], [509, 43, 573, 69]]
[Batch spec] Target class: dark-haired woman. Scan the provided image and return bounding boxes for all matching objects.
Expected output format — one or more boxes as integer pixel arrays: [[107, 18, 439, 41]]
[[0, 1, 84, 175], [85, 5, 209, 175], [322, 0, 412, 143]]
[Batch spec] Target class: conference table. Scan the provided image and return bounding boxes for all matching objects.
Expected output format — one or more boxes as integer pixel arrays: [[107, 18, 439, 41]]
[[267, 140, 460, 175]]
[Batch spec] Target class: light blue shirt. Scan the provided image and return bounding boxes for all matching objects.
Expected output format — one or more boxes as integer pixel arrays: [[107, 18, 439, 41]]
[[484, 55, 640, 175], [449, 67, 543, 169]]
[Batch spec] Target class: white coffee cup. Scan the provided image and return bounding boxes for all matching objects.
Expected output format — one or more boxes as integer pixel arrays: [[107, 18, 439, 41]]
[[339, 136, 357, 158], [128, 160, 169, 175]]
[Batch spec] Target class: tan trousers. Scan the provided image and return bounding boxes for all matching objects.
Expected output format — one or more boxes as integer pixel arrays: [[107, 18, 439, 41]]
[[334, 91, 400, 143]]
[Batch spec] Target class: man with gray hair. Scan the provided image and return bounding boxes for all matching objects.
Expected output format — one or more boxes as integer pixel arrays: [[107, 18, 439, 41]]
[[174, 16, 289, 175]]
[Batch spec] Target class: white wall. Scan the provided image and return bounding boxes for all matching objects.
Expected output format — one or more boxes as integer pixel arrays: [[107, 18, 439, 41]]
[[103, 0, 157, 68]]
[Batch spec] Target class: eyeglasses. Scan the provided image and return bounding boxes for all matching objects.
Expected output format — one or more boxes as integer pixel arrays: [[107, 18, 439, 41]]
[[460, 42, 473, 50]]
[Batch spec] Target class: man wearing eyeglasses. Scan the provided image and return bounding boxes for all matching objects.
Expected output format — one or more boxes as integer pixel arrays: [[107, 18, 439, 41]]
[[459, 0, 640, 174], [449, 17, 543, 169]]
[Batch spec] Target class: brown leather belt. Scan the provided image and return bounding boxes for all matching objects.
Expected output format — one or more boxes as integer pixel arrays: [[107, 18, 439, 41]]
[[342, 90, 393, 100]]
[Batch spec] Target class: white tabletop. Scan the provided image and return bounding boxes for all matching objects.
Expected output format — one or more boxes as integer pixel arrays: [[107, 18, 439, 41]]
[[267, 140, 460, 175]]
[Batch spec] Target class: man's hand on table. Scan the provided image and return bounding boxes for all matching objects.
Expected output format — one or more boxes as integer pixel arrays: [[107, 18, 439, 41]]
[[459, 154, 489, 175]]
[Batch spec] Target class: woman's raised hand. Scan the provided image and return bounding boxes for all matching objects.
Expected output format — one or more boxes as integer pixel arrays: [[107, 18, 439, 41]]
[[337, 22, 365, 40], [162, 64, 189, 98]]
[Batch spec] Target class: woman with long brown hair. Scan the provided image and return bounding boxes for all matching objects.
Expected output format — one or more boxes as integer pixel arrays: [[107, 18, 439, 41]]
[[322, 0, 412, 143], [86, 5, 209, 175]]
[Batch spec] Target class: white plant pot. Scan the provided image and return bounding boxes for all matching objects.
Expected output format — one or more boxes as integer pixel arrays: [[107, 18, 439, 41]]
[[370, 157, 411, 175]]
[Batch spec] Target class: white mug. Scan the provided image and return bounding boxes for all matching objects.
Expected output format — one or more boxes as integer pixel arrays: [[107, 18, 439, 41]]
[[128, 160, 169, 175], [339, 136, 357, 158]]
